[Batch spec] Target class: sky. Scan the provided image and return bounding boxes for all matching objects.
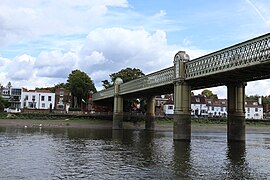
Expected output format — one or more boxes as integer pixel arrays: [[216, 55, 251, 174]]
[[0, 0, 270, 98]]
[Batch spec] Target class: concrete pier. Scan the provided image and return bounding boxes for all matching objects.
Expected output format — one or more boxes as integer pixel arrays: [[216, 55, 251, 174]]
[[227, 83, 246, 141], [145, 96, 156, 130], [113, 78, 124, 130], [173, 51, 191, 141]]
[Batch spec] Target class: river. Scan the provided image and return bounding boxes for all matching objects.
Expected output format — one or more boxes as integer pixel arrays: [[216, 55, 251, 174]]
[[0, 126, 269, 179]]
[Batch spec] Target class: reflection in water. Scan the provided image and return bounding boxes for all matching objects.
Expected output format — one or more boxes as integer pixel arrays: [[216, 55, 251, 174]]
[[173, 141, 192, 179], [1, 127, 270, 179], [226, 141, 249, 179]]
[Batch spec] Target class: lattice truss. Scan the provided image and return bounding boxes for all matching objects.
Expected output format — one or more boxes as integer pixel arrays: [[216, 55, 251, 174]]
[[185, 34, 270, 79]]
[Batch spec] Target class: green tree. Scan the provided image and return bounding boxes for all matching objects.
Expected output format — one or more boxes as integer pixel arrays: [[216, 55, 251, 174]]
[[67, 70, 96, 108], [201, 89, 218, 99], [35, 83, 68, 93], [102, 67, 145, 89], [0, 96, 10, 112]]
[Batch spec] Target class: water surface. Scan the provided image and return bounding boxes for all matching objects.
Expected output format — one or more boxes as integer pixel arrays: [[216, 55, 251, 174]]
[[0, 127, 269, 179]]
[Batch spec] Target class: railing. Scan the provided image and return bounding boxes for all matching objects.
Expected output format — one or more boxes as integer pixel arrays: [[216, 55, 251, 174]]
[[185, 33, 270, 79], [119, 67, 174, 95], [92, 87, 114, 101], [93, 33, 270, 101]]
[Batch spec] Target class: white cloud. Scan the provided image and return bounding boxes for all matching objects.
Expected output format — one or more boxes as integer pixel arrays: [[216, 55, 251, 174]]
[[35, 50, 78, 78], [6, 54, 36, 81], [0, 0, 129, 47]]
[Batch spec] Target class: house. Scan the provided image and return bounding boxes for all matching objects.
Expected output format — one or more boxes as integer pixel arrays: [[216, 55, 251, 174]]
[[245, 99, 263, 119], [21, 89, 55, 110], [191, 95, 208, 117], [163, 98, 174, 117], [54, 88, 71, 112], [161, 95, 264, 119], [206, 98, 227, 118]]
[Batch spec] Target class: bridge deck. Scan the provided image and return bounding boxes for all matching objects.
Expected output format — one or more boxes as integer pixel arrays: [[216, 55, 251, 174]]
[[93, 33, 270, 101]]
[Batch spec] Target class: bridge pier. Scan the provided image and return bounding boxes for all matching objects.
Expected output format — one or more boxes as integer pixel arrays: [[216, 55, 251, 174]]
[[227, 82, 246, 141], [173, 51, 191, 141], [145, 96, 156, 130], [113, 78, 124, 130]]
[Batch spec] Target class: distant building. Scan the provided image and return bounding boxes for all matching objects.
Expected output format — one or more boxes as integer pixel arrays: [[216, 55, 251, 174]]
[[54, 88, 71, 112], [245, 99, 263, 119], [206, 98, 227, 118], [21, 89, 55, 110], [163, 98, 174, 117], [158, 95, 263, 119], [191, 95, 208, 117]]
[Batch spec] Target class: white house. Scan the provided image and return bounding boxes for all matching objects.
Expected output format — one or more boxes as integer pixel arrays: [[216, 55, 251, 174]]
[[163, 98, 174, 116], [21, 89, 55, 110], [191, 95, 208, 117], [206, 99, 227, 118], [245, 99, 263, 119]]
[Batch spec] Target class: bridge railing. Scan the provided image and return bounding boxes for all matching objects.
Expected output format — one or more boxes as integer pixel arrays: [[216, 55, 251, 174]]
[[185, 33, 270, 79], [92, 87, 114, 101], [119, 66, 174, 95]]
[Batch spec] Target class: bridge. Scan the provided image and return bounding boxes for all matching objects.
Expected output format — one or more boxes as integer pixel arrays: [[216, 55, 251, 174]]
[[93, 33, 270, 141]]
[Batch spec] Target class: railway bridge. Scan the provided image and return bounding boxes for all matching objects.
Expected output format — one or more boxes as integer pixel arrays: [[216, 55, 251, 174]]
[[93, 33, 270, 141]]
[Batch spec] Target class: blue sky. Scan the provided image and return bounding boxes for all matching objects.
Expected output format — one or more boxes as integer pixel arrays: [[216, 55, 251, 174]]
[[0, 0, 270, 98]]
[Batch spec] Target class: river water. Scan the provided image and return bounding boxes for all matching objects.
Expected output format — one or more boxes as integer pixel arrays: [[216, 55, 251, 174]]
[[0, 126, 269, 179]]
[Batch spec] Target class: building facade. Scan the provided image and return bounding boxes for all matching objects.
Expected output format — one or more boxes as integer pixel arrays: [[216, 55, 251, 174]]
[[245, 99, 263, 119], [159, 95, 263, 119], [54, 88, 71, 112], [21, 89, 55, 110]]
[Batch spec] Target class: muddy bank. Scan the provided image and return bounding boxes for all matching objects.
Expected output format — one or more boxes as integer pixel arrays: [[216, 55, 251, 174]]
[[0, 119, 269, 134]]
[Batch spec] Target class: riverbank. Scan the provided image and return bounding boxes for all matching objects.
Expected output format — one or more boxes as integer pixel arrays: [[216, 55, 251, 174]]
[[0, 118, 270, 134]]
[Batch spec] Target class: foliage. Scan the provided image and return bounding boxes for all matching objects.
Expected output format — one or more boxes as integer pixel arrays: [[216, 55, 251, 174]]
[[35, 83, 68, 93], [102, 67, 145, 89], [67, 70, 96, 107], [0, 96, 10, 112], [201, 89, 218, 99]]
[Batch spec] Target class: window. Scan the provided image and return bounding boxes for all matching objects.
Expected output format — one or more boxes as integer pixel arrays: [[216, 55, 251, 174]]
[[195, 98, 200, 102], [48, 96, 51, 101], [212, 107, 214, 111], [168, 105, 173, 110], [221, 107, 224, 112], [28, 102, 36, 108], [25, 95, 28, 100], [255, 108, 258, 112], [41, 96, 45, 101], [60, 91, 64, 96], [32, 95, 36, 101], [42, 103, 45, 108], [247, 108, 250, 113]]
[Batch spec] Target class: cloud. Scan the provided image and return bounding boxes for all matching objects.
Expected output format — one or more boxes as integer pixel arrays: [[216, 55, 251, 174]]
[[78, 27, 208, 90], [6, 54, 36, 81], [35, 50, 79, 78], [0, 0, 129, 47]]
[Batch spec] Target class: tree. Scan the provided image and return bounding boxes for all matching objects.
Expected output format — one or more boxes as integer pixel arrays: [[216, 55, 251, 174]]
[[201, 89, 218, 99], [67, 70, 96, 108], [35, 83, 68, 93], [102, 67, 145, 89], [0, 96, 10, 112]]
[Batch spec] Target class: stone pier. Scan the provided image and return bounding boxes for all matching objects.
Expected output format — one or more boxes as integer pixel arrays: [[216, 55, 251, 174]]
[[173, 51, 191, 141], [145, 96, 156, 130], [113, 78, 124, 130], [227, 82, 246, 141]]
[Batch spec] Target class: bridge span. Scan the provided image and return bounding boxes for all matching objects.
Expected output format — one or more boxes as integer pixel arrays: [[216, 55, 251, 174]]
[[93, 33, 270, 141]]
